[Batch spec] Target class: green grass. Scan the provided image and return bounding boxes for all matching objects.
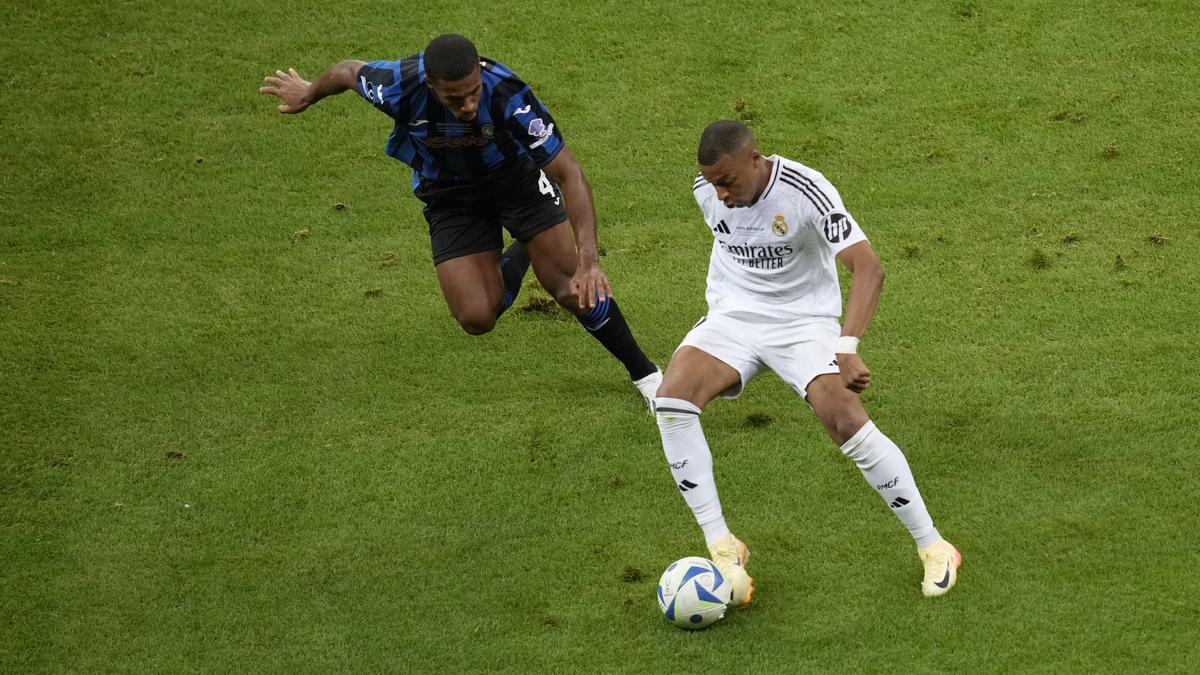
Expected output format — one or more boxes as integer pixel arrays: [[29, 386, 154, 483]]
[[3, 0, 1199, 671]]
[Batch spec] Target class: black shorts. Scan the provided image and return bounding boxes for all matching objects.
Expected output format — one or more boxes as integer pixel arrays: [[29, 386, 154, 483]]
[[414, 160, 568, 265]]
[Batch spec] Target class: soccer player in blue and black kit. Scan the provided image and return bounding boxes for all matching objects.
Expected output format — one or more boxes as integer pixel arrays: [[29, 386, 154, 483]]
[[261, 35, 662, 408]]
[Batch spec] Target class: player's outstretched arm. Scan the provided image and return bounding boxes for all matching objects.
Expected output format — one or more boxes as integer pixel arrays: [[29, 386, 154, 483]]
[[259, 60, 366, 114], [544, 145, 612, 309], [835, 241, 886, 393]]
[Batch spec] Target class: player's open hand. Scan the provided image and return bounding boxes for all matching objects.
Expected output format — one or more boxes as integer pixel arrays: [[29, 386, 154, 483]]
[[570, 260, 613, 310], [838, 353, 871, 393], [260, 68, 313, 114]]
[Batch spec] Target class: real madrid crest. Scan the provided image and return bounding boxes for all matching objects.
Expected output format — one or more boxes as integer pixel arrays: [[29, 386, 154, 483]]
[[772, 214, 788, 237]]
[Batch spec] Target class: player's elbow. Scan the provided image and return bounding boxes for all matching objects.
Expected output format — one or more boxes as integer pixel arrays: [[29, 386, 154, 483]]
[[335, 59, 365, 86], [864, 256, 885, 284], [873, 266, 886, 294], [544, 149, 583, 189], [852, 260, 885, 289]]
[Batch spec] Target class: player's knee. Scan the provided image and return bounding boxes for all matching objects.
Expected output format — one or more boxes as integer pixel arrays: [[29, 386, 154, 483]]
[[550, 287, 581, 314], [656, 381, 687, 400], [453, 310, 497, 336], [654, 372, 689, 400], [832, 413, 870, 446], [459, 320, 496, 336]]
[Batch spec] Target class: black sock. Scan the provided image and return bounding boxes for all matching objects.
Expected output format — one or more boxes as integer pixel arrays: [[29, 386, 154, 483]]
[[498, 241, 530, 315], [577, 297, 657, 380]]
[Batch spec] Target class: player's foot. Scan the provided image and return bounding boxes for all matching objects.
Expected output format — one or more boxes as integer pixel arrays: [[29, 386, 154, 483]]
[[918, 538, 962, 597], [707, 532, 755, 607], [632, 368, 663, 414]]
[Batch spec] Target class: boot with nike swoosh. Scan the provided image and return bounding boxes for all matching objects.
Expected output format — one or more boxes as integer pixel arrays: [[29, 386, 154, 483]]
[[918, 538, 962, 597]]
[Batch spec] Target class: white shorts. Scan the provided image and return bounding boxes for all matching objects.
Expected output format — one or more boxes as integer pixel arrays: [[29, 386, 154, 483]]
[[678, 312, 842, 399]]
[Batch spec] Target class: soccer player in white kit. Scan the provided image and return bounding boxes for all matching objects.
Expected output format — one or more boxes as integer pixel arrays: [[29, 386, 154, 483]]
[[655, 120, 961, 606]]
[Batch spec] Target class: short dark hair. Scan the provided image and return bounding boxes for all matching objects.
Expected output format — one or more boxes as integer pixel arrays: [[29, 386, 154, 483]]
[[697, 120, 754, 165], [424, 34, 479, 82]]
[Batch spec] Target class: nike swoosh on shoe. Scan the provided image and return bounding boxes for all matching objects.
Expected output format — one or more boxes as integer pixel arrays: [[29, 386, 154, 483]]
[[934, 564, 951, 589]]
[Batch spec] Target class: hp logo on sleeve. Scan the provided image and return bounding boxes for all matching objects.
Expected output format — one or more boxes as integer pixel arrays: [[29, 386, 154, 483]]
[[823, 213, 853, 243]]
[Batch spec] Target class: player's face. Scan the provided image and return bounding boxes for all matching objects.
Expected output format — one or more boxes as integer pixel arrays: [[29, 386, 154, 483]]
[[427, 67, 483, 122], [700, 145, 767, 208]]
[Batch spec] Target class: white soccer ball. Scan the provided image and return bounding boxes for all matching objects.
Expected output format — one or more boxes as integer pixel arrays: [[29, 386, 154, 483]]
[[656, 556, 731, 630]]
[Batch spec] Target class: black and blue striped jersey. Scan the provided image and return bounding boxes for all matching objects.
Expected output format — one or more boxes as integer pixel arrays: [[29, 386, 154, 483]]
[[355, 54, 564, 189]]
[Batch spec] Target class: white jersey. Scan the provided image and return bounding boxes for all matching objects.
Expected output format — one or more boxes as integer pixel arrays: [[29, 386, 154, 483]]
[[692, 155, 867, 320]]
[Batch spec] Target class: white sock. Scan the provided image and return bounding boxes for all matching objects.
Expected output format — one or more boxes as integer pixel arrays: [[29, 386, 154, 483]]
[[655, 396, 730, 545], [840, 421, 941, 549]]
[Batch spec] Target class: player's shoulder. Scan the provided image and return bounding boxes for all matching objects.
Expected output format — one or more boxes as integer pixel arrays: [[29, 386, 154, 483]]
[[692, 172, 716, 205], [480, 57, 515, 78], [774, 155, 833, 186], [360, 53, 422, 93], [356, 54, 424, 117], [480, 57, 529, 89], [769, 155, 841, 215], [362, 53, 419, 75], [482, 57, 540, 113]]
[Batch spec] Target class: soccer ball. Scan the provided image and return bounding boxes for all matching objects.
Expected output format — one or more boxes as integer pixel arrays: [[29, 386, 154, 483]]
[[656, 556, 731, 630]]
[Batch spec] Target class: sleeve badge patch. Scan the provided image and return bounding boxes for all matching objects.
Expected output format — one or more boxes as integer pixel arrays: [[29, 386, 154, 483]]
[[822, 213, 853, 243], [527, 118, 554, 139]]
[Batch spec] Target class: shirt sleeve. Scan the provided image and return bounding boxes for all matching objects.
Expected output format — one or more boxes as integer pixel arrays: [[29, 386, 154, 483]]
[[355, 61, 406, 120], [501, 88, 564, 167], [804, 171, 867, 254]]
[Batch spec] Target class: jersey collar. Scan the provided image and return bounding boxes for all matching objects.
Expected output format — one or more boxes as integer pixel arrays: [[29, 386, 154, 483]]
[[752, 155, 782, 206]]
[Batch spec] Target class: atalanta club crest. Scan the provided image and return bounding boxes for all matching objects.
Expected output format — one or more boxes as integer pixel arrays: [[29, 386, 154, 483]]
[[772, 215, 788, 237]]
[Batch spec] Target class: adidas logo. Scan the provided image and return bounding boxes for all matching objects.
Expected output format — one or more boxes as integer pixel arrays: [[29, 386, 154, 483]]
[[678, 480, 698, 492], [890, 497, 910, 509], [712, 220, 731, 235]]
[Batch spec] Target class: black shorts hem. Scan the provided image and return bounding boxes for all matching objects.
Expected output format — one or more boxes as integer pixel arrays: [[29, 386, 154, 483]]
[[431, 240, 502, 266]]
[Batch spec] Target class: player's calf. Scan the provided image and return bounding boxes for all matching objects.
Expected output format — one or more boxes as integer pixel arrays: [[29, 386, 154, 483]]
[[572, 295, 658, 382], [498, 240, 531, 315]]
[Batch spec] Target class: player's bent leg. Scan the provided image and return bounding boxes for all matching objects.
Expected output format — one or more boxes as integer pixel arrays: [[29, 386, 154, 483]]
[[434, 250, 506, 335], [656, 347, 753, 606], [806, 374, 959, 596], [656, 346, 741, 407], [524, 220, 583, 310], [526, 221, 659, 390], [803, 373, 870, 445]]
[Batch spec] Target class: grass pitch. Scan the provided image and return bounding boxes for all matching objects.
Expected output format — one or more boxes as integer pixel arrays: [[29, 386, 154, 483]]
[[3, 0, 1198, 671]]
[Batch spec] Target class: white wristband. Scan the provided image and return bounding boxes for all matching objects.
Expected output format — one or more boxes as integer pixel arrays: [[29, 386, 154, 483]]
[[835, 336, 860, 354]]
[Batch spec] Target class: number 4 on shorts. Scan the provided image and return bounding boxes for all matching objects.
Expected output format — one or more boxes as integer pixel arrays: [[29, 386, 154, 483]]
[[538, 170, 561, 205]]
